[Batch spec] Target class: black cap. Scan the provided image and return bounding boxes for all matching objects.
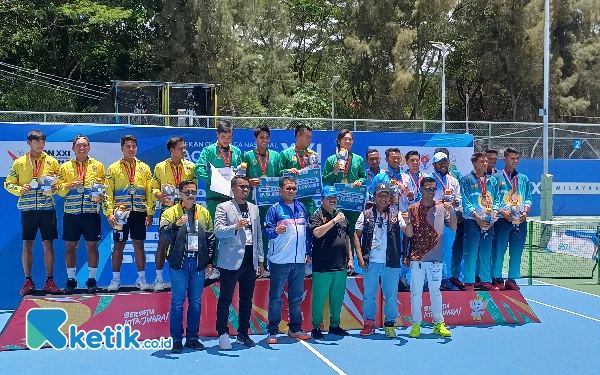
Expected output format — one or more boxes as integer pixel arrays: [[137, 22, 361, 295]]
[[374, 182, 391, 194]]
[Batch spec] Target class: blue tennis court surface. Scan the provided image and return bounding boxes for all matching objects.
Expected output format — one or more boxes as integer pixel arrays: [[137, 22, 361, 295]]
[[1, 280, 598, 375]]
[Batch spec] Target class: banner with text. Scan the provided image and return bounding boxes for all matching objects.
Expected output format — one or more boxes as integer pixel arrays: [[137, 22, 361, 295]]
[[334, 183, 368, 212]]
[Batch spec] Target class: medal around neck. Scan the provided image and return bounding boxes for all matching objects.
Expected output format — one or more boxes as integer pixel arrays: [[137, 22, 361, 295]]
[[29, 178, 39, 189], [76, 184, 85, 193], [128, 184, 136, 195]]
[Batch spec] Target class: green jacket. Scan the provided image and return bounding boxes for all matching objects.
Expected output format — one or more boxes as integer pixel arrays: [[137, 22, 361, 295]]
[[243, 149, 281, 203], [322, 153, 367, 185], [279, 147, 316, 175], [194, 143, 243, 199]]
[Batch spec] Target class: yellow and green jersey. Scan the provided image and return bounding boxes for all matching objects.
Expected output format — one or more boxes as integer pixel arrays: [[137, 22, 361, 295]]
[[104, 158, 156, 216], [4, 152, 59, 211], [57, 157, 106, 214]]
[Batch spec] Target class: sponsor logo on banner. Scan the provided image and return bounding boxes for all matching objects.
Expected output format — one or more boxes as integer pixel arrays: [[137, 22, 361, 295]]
[[26, 308, 172, 350]]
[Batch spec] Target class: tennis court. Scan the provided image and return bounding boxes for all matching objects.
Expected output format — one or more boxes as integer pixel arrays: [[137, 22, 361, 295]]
[[1, 279, 599, 375]]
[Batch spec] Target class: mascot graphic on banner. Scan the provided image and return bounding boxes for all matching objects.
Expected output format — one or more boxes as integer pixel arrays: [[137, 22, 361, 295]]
[[469, 295, 488, 321]]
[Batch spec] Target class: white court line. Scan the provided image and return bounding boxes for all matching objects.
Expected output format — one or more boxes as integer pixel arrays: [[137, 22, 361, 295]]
[[298, 339, 348, 375], [525, 298, 600, 323], [532, 280, 600, 298]]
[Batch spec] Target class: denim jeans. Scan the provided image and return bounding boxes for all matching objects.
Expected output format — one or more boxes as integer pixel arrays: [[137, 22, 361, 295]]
[[463, 219, 494, 283], [267, 263, 305, 334], [362, 262, 399, 324], [169, 257, 205, 342], [491, 218, 528, 279], [442, 225, 457, 279]]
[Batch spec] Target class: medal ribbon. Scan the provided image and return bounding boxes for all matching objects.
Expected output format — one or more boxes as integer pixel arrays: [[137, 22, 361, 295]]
[[433, 172, 448, 191], [295, 148, 307, 169], [409, 172, 421, 190], [367, 168, 379, 183], [76, 160, 87, 182], [170, 161, 183, 186], [342, 154, 352, 179], [29, 153, 44, 178], [218, 145, 232, 166], [503, 168, 518, 193], [181, 203, 199, 232], [475, 172, 489, 208], [122, 159, 136, 185], [255, 149, 269, 175]]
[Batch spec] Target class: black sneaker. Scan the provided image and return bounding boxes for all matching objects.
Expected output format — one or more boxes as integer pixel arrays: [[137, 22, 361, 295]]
[[184, 339, 205, 350], [236, 334, 256, 347], [171, 341, 183, 353], [328, 325, 349, 336], [311, 327, 324, 340], [64, 278, 77, 294], [85, 278, 98, 294]]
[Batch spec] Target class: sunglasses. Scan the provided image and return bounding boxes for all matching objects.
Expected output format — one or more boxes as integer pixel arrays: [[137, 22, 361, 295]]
[[421, 187, 436, 192], [284, 187, 297, 192], [237, 185, 250, 190], [182, 190, 197, 196]]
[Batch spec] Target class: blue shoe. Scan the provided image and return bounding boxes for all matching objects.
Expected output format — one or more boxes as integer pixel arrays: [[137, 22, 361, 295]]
[[440, 279, 459, 291]]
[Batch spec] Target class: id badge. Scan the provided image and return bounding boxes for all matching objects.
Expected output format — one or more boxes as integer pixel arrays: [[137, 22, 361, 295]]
[[187, 234, 199, 252]]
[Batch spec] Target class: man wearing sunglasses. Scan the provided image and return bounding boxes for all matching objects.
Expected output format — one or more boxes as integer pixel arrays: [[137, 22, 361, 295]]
[[264, 176, 312, 344], [160, 180, 215, 353], [309, 186, 354, 340], [355, 182, 409, 338], [405, 177, 454, 339], [214, 176, 264, 349]]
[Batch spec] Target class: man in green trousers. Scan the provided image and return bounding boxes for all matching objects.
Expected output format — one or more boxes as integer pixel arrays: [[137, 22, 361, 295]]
[[279, 124, 318, 215], [243, 124, 281, 277], [308, 186, 354, 339], [194, 120, 243, 278], [322, 129, 367, 274]]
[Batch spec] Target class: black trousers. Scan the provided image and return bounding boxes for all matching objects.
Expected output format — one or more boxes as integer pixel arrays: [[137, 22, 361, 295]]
[[216, 261, 257, 336]]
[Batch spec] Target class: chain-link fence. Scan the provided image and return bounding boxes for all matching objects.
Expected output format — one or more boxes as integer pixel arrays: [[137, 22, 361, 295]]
[[1, 111, 599, 159], [517, 220, 600, 284]]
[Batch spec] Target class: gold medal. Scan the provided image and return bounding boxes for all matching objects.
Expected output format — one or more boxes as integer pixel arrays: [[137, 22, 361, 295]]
[[341, 178, 348, 183]]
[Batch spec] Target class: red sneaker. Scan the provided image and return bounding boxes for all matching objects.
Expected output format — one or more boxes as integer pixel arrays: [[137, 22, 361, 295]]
[[20, 279, 36, 295], [492, 278, 506, 290], [360, 320, 376, 336], [43, 279, 62, 295], [504, 279, 520, 291], [463, 284, 475, 291], [479, 282, 500, 291], [449, 277, 465, 289]]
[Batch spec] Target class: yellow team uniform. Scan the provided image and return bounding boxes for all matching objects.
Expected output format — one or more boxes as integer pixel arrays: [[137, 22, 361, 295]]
[[152, 158, 197, 209], [104, 158, 156, 217], [57, 157, 106, 214], [4, 152, 59, 211]]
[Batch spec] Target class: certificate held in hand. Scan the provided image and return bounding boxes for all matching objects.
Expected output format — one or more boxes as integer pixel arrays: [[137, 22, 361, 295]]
[[210, 162, 234, 197]]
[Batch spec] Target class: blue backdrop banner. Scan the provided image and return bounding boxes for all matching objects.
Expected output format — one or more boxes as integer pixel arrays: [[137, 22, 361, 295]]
[[0, 122, 482, 309]]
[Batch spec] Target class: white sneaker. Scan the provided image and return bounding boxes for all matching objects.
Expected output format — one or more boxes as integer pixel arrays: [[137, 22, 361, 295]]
[[107, 278, 120, 291], [153, 278, 165, 292], [209, 268, 220, 280], [261, 269, 270, 278], [218, 333, 232, 350], [305, 264, 313, 277], [135, 276, 150, 291]]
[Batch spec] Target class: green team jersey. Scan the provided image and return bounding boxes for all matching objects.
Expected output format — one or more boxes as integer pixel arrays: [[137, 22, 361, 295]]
[[279, 147, 317, 174], [322, 152, 367, 185], [279, 146, 317, 214], [194, 143, 243, 199], [243, 149, 281, 203]]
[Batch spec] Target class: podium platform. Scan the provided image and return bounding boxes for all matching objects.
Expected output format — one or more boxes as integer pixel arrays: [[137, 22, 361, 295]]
[[0, 277, 538, 351]]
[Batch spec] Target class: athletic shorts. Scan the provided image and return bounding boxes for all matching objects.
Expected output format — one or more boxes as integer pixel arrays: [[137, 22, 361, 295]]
[[113, 211, 147, 242], [21, 210, 58, 241], [63, 213, 101, 242]]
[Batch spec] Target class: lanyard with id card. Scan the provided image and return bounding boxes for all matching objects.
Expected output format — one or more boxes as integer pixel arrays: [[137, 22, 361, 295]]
[[183, 205, 199, 252]]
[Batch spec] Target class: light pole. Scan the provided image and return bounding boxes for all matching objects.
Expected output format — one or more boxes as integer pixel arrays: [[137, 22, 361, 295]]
[[542, 0, 550, 175], [331, 75, 341, 130], [431, 41, 450, 133]]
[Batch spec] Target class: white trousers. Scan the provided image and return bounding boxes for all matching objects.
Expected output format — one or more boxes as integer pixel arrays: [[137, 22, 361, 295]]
[[410, 261, 444, 324]]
